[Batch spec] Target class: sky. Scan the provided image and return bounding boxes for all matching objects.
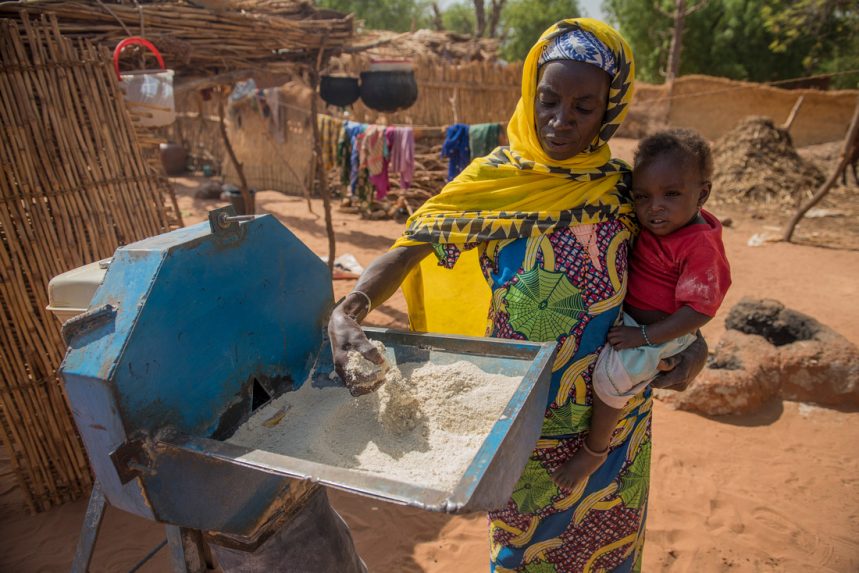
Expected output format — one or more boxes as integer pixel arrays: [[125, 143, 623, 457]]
[[578, 0, 608, 21]]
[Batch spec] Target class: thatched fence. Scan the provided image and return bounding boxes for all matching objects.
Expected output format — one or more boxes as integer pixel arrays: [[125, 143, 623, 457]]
[[166, 59, 523, 198], [344, 56, 523, 127], [0, 15, 169, 512]]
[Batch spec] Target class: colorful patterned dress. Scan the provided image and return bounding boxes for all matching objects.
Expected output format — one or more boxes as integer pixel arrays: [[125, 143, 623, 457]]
[[437, 219, 651, 573]]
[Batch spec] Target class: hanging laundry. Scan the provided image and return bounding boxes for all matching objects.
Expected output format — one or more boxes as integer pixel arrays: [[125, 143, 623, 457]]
[[387, 126, 415, 190], [468, 122, 502, 160], [359, 125, 387, 177], [318, 115, 343, 171], [441, 123, 471, 181], [337, 120, 353, 186], [338, 121, 367, 197], [359, 125, 389, 199], [264, 89, 284, 143]]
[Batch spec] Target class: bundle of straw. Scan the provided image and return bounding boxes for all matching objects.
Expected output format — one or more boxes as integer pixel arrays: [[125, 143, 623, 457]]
[[0, 0, 354, 78]]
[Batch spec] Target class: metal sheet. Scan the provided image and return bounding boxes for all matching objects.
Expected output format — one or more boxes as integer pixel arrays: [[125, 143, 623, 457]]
[[60, 214, 333, 518], [156, 328, 555, 514]]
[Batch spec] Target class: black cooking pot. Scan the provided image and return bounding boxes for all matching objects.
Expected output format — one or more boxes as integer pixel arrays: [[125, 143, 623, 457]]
[[159, 142, 187, 176], [359, 69, 418, 112], [320, 75, 360, 107]]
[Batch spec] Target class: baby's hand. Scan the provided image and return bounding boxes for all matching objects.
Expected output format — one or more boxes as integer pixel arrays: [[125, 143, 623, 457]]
[[607, 325, 645, 349]]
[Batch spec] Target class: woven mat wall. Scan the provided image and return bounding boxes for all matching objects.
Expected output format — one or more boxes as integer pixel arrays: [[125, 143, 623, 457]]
[[0, 14, 169, 512]]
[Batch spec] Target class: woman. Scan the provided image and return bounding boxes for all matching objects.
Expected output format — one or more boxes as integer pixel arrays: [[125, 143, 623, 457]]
[[329, 19, 706, 573]]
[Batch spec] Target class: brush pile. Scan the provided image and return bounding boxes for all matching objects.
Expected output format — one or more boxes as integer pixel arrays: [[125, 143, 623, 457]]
[[712, 116, 824, 208]]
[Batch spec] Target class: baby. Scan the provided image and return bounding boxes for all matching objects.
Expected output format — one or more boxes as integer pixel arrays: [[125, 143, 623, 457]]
[[553, 128, 732, 488]]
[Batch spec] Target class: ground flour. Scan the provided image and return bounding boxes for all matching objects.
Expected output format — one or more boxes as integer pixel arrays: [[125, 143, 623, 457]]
[[228, 355, 522, 492]]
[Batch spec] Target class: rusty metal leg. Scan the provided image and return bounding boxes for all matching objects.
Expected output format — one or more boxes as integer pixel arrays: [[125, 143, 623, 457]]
[[165, 526, 208, 573], [71, 482, 107, 573]]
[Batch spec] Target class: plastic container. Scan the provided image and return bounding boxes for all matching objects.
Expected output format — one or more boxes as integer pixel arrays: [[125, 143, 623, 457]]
[[46, 259, 110, 324], [114, 37, 175, 127]]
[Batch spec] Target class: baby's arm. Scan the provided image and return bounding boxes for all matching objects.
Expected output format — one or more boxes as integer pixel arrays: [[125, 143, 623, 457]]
[[607, 306, 711, 349]]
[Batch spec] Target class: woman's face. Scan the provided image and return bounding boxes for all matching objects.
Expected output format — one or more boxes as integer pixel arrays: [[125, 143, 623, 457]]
[[535, 60, 610, 161]]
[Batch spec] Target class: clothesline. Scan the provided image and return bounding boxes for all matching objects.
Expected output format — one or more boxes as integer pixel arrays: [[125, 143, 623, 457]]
[[318, 116, 506, 202], [319, 113, 508, 138]]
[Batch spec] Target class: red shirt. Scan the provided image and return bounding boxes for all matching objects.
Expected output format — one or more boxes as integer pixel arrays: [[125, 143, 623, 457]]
[[626, 209, 731, 317]]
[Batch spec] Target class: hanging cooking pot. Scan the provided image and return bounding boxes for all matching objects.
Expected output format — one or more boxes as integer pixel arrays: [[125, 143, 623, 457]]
[[359, 60, 418, 113], [320, 74, 360, 107], [113, 37, 175, 127]]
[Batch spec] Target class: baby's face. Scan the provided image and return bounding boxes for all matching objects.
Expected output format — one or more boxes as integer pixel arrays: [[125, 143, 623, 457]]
[[631, 151, 709, 236]]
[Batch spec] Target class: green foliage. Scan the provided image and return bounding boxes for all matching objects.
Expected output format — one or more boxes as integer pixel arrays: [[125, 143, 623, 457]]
[[498, 0, 583, 61], [318, 0, 432, 32], [603, 0, 667, 82], [762, 0, 859, 88], [442, 2, 478, 35], [819, 33, 859, 89], [604, 0, 859, 86]]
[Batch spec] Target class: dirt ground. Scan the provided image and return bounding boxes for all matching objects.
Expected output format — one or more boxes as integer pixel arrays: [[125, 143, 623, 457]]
[[2, 138, 858, 572]]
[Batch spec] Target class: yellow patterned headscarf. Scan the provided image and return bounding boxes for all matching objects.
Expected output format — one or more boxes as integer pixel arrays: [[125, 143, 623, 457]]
[[393, 19, 636, 336]]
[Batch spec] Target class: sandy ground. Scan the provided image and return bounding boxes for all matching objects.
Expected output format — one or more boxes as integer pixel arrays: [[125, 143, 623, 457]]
[[2, 138, 858, 572]]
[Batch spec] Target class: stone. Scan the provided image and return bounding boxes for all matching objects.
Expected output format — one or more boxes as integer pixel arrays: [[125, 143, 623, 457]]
[[655, 330, 781, 416], [656, 297, 859, 415]]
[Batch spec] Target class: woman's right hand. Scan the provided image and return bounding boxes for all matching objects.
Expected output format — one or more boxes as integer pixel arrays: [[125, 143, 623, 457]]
[[328, 305, 385, 396], [326, 244, 433, 395]]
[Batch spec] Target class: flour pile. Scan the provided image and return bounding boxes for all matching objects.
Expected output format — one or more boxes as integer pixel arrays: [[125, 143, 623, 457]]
[[228, 353, 522, 491]]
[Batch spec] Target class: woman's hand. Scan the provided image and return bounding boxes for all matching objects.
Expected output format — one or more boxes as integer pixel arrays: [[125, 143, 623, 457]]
[[326, 244, 433, 394], [650, 333, 708, 392], [328, 307, 385, 396]]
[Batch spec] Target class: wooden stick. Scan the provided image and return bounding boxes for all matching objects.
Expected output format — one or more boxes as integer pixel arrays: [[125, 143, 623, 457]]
[[782, 95, 805, 131], [783, 96, 859, 242], [218, 88, 253, 213], [310, 35, 336, 273]]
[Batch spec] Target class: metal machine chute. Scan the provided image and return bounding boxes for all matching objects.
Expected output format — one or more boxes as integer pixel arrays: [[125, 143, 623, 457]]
[[57, 206, 555, 569]]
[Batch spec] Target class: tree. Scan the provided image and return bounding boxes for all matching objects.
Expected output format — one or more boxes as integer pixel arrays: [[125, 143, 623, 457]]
[[662, 0, 709, 86], [442, 2, 478, 34], [605, 0, 858, 86], [318, 0, 432, 32], [498, 0, 582, 61], [474, 0, 487, 36], [762, 0, 859, 86]]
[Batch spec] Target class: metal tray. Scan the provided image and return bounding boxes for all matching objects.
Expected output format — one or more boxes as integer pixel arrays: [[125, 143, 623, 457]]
[[171, 327, 555, 513]]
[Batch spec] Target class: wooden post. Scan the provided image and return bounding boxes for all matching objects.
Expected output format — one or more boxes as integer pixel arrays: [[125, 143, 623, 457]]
[[217, 88, 253, 214], [783, 97, 859, 242], [665, 0, 687, 88], [309, 38, 336, 274], [782, 95, 805, 131]]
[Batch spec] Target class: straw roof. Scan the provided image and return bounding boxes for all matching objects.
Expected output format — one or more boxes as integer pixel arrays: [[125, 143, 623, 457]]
[[345, 28, 501, 64], [0, 1, 354, 81]]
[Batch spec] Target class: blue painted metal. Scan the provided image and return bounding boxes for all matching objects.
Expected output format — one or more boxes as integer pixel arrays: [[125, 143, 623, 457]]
[[59, 209, 556, 540], [60, 213, 332, 535]]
